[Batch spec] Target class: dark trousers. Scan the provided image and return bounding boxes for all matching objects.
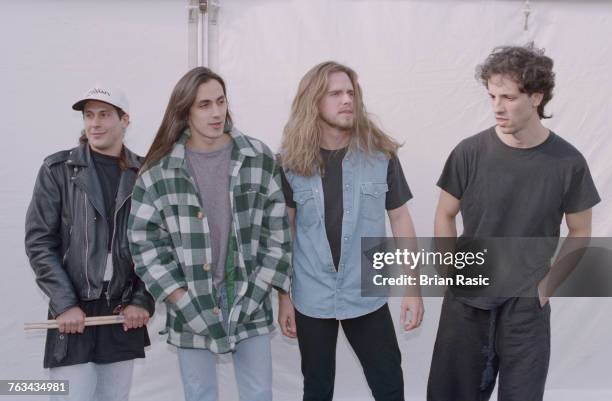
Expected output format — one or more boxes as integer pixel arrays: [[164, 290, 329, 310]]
[[295, 304, 404, 401], [427, 291, 551, 401]]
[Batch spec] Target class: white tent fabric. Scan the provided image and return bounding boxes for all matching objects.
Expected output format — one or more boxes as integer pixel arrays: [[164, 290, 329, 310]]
[[1, 1, 611, 400]]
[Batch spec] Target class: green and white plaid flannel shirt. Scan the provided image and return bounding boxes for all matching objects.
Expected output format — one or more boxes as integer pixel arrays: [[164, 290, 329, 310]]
[[128, 128, 291, 353]]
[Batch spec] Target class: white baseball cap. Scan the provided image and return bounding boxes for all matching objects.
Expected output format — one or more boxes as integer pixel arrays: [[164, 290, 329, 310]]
[[72, 85, 130, 114]]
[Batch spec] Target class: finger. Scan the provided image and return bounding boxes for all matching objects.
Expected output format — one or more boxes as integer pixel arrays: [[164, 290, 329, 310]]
[[280, 318, 289, 337], [417, 306, 425, 324], [287, 318, 296, 338], [404, 313, 418, 331], [400, 305, 407, 326], [78, 318, 85, 333]]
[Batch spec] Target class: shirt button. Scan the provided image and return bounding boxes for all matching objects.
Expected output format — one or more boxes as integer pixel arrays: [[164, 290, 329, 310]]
[[202, 263, 211, 272], [344, 236, 349, 241], [345, 210, 350, 214], [197, 211, 204, 219], [212, 306, 220, 315]]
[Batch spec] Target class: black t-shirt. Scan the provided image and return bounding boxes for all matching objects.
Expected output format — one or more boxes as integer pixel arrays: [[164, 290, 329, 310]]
[[281, 148, 413, 268], [91, 149, 121, 251], [438, 127, 600, 308]]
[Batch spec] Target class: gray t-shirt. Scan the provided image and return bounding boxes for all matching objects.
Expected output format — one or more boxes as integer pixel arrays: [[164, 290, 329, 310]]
[[186, 141, 233, 289], [437, 127, 600, 309]]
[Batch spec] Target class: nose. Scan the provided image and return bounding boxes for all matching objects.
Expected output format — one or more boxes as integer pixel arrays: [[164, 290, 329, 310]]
[[341, 92, 352, 105], [89, 115, 102, 127], [211, 103, 223, 118], [492, 97, 503, 113]]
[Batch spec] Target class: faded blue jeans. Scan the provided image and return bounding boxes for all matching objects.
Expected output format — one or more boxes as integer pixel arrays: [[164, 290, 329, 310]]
[[176, 284, 273, 401], [48, 360, 134, 401]]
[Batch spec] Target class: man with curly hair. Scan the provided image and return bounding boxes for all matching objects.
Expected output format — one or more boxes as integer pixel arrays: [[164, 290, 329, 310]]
[[427, 44, 600, 401]]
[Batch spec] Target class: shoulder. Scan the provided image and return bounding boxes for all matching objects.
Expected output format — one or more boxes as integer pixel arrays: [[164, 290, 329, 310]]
[[547, 132, 586, 161], [243, 134, 275, 159], [459, 128, 492, 152], [42, 147, 76, 168]]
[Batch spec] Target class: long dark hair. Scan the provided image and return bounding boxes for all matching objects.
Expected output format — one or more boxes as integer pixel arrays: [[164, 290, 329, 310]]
[[140, 67, 233, 172]]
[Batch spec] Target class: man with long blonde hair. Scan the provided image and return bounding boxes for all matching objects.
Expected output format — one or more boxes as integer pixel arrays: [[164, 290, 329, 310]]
[[278, 61, 424, 401]]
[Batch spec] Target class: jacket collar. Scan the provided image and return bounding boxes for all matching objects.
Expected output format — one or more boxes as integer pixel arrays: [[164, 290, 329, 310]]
[[163, 127, 256, 170], [66, 142, 142, 171], [68, 143, 142, 219]]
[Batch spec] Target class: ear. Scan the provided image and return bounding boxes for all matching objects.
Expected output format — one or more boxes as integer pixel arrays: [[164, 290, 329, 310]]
[[530, 92, 544, 108], [121, 113, 130, 128]]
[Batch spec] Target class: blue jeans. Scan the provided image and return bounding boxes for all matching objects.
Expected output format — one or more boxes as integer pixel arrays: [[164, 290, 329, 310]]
[[48, 360, 134, 401], [177, 285, 273, 401]]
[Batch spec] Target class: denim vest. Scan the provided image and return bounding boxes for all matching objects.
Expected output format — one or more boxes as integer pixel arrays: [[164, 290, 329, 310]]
[[285, 149, 389, 319]]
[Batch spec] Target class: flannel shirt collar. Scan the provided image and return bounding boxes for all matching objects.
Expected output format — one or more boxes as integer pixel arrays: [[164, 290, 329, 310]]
[[163, 127, 256, 170]]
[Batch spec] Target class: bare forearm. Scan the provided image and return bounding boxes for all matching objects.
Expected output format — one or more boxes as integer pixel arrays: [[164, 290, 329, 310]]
[[434, 212, 457, 238]]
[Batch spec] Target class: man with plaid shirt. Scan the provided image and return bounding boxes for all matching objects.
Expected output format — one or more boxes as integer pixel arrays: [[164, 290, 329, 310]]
[[128, 67, 291, 401]]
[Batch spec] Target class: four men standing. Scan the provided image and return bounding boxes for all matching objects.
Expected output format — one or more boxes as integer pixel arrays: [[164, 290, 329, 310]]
[[25, 45, 599, 401]]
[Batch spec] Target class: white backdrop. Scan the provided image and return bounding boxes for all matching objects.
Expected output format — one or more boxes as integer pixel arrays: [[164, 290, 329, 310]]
[[1, 0, 611, 400]]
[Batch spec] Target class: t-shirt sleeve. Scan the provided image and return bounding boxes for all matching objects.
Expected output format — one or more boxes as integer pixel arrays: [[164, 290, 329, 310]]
[[279, 167, 296, 208], [386, 155, 413, 210], [437, 142, 469, 200], [563, 156, 601, 213]]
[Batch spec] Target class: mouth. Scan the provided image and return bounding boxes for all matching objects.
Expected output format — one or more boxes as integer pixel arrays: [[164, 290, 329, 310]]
[[339, 110, 353, 116], [209, 122, 223, 129]]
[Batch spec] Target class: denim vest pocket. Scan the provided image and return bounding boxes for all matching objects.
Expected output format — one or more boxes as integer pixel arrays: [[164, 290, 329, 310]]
[[293, 189, 319, 228], [360, 183, 388, 220]]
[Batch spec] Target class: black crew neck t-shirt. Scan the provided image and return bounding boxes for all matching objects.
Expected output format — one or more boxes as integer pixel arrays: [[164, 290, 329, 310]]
[[91, 149, 121, 251], [437, 127, 600, 308]]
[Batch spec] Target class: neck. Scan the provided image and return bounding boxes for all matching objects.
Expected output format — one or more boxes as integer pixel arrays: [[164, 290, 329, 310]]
[[495, 117, 549, 149], [90, 143, 122, 157], [320, 124, 350, 150], [187, 132, 231, 152]]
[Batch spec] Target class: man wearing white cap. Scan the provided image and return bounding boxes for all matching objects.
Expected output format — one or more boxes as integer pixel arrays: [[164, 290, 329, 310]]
[[25, 85, 154, 401]]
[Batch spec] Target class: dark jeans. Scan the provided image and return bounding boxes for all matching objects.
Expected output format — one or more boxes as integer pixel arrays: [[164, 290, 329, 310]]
[[295, 303, 404, 401], [427, 291, 551, 401]]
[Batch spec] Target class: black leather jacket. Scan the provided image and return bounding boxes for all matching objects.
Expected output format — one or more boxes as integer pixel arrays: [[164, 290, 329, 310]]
[[25, 143, 154, 317]]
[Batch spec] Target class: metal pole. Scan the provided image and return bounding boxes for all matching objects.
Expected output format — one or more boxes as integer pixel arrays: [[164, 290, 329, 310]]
[[187, 0, 200, 68]]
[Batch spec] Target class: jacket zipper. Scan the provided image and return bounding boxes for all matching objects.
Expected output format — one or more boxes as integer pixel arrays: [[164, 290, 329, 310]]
[[62, 225, 73, 264], [85, 193, 91, 298], [107, 194, 132, 306]]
